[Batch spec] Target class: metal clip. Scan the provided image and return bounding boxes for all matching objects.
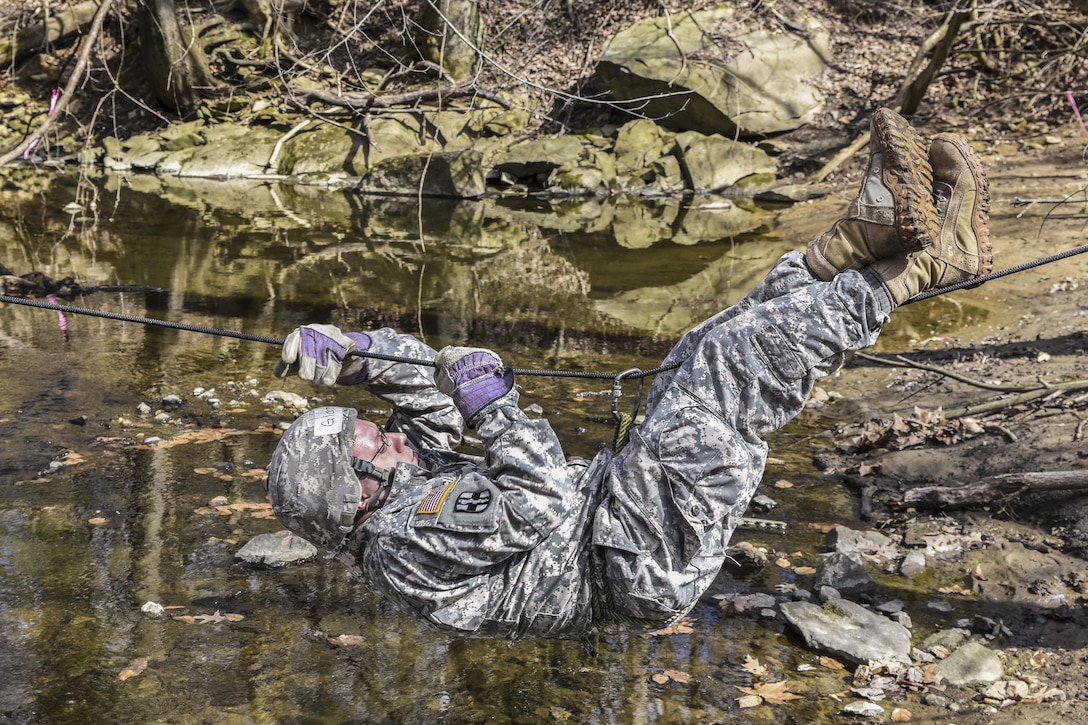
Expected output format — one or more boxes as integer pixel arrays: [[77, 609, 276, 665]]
[[611, 368, 645, 423]]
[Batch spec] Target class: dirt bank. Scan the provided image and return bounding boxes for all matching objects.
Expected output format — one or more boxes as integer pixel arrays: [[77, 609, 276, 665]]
[[770, 123, 1088, 721]]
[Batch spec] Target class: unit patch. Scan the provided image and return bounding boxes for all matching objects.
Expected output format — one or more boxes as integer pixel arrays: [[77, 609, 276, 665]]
[[454, 489, 492, 514]]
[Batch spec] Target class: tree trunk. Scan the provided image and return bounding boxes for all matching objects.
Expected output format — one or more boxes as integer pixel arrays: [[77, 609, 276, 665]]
[[417, 0, 480, 81], [137, 0, 214, 115]]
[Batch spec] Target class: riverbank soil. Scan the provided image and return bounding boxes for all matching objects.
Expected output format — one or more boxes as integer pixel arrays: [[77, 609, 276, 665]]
[[772, 123, 1088, 722]]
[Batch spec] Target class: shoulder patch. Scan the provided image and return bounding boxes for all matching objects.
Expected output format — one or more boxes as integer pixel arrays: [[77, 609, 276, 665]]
[[453, 488, 492, 514], [417, 479, 457, 515]]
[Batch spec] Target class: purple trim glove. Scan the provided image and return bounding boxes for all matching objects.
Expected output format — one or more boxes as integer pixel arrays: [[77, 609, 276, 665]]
[[434, 346, 515, 423], [275, 324, 372, 386]]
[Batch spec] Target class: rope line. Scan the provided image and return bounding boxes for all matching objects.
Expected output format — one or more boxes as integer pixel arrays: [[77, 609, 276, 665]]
[[3, 242, 1087, 382]]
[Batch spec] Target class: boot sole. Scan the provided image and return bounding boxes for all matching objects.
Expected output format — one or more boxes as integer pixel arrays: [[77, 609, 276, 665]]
[[872, 108, 940, 254], [931, 132, 993, 277]]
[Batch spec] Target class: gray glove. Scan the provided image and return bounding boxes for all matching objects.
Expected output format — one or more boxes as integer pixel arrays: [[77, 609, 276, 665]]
[[434, 346, 514, 422], [275, 324, 372, 386]]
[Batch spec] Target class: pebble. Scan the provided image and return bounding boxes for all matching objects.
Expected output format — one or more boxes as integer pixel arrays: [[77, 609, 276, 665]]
[[140, 601, 165, 616], [841, 701, 884, 718]]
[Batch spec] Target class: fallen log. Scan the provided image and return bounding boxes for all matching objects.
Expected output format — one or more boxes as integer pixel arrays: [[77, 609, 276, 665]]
[[902, 470, 1088, 511]]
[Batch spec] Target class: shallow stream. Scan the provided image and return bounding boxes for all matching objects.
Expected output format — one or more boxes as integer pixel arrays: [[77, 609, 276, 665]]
[[0, 170, 983, 724]]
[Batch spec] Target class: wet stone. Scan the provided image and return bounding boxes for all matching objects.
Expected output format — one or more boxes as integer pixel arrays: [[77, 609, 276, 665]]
[[236, 530, 317, 567], [813, 551, 875, 596], [841, 700, 884, 718], [780, 598, 912, 666], [826, 524, 895, 556], [934, 640, 1005, 687]]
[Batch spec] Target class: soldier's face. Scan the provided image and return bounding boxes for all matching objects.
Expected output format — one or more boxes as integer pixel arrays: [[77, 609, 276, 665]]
[[351, 419, 417, 504]]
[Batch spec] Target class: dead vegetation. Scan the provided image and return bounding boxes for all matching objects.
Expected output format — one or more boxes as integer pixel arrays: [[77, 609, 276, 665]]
[[0, 0, 1086, 168]]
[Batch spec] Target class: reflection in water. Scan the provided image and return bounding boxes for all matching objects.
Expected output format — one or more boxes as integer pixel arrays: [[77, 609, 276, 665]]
[[0, 171, 917, 723]]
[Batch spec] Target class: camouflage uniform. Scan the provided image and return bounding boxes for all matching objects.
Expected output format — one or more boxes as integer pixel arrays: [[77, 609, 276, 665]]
[[337, 252, 890, 638]]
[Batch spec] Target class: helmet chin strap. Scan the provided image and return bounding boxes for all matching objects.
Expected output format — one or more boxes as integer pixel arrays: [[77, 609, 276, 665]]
[[350, 456, 395, 513]]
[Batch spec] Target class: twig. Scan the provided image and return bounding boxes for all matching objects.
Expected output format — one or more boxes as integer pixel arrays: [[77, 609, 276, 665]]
[[0, 0, 115, 167], [267, 118, 311, 170], [854, 351, 1039, 393]]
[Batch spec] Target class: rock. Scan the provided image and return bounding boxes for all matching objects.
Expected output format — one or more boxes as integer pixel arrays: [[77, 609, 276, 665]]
[[157, 123, 280, 178], [721, 540, 768, 576], [934, 640, 1004, 687], [780, 598, 912, 666], [813, 551, 875, 596], [899, 549, 927, 576], [841, 701, 884, 718], [673, 131, 775, 191], [826, 524, 895, 556], [360, 149, 488, 198], [493, 136, 598, 188], [594, 7, 830, 136], [753, 183, 830, 204], [236, 530, 318, 567]]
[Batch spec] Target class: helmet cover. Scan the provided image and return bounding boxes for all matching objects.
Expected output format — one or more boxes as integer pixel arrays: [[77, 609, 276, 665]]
[[267, 406, 363, 550]]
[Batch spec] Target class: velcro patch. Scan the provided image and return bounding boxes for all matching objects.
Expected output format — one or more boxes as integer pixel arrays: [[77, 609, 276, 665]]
[[417, 479, 456, 515]]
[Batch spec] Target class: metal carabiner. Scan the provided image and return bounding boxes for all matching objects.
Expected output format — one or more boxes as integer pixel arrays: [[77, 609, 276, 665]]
[[611, 368, 645, 424]]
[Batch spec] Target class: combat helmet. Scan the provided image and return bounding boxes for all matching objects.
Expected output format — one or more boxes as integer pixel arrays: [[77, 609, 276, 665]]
[[267, 406, 392, 551]]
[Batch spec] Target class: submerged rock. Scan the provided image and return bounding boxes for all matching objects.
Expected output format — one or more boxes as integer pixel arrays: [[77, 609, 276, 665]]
[[236, 530, 317, 567], [780, 598, 912, 666]]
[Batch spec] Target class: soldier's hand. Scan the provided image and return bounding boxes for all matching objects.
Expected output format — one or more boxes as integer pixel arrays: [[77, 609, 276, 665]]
[[275, 324, 371, 386], [434, 346, 514, 422]]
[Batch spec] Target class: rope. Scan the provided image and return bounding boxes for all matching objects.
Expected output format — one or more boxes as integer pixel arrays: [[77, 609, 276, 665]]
[[4, 242, 1088, 447]]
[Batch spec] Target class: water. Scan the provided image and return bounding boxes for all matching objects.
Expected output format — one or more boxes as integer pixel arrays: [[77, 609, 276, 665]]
[[0, 170, 910, 724]]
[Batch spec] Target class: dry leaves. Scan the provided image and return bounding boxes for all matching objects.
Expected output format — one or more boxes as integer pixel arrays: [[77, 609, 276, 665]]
[[736, 680, 804, 707], [328, 634, 367, 647], [119, 657, 149, 681], [837, 407, 986, 454], [741, 655, 769, 678], [651, 669, 692, 685], [819, 656, 845, 671], [195, 500, 275, 519], [171, 610, 245, 625]]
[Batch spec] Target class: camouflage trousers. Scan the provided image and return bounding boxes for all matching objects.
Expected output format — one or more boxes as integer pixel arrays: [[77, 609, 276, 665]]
[[591, 252, 890, 622]]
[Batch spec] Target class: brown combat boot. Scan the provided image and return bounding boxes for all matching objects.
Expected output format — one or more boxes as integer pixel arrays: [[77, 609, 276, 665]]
[[869, 133, 993, 305], [806, 108, 940, 281]]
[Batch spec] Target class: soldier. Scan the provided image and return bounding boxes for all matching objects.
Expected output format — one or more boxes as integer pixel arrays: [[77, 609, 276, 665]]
[[266, 109, 991, 638]]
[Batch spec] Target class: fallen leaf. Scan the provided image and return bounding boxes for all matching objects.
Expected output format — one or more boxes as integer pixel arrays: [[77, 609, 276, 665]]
[[651, 669, 692, 685], [736, 694, 763, 708], [1030, 650, 1047, 668], [172, 610, 243, 625], [88, 517, 108, 526], [819, 656, 845, 671], [773, 480, 794, 489], [741, 655, 769, 678], [793, 566, 816, 576], [891, 707, 912, 722], [775, 557, 792, 568], [737, 680, 804, 706], [119, 657, 149, 681], [937, 584, 972, 596], [327, 634, 367, 647]]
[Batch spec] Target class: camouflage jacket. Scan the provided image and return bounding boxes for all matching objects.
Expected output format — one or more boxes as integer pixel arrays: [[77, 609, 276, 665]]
[[337, 328, 607, 639]]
